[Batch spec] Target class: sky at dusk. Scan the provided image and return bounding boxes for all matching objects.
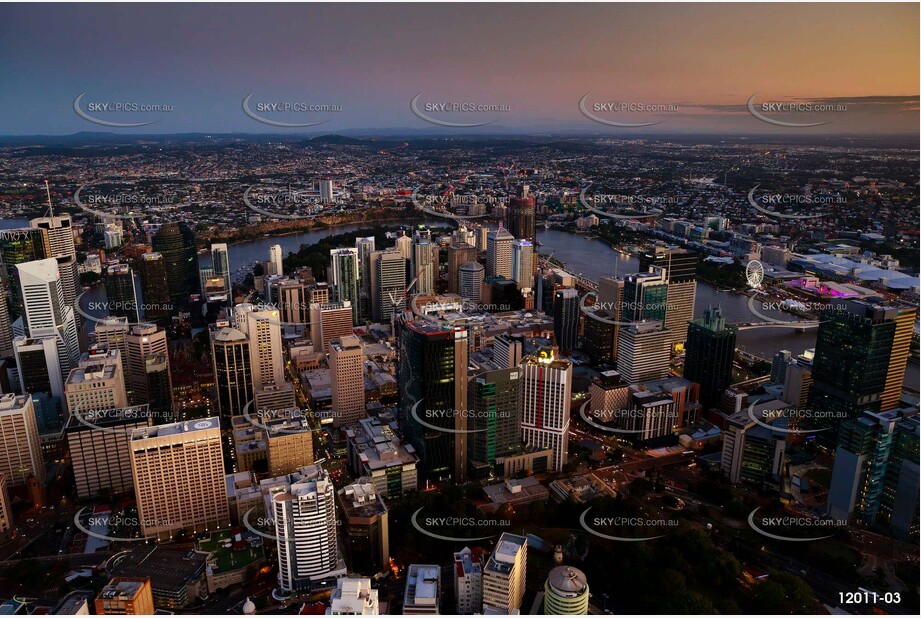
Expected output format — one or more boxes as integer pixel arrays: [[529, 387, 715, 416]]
[[1, 2, 918, 135]]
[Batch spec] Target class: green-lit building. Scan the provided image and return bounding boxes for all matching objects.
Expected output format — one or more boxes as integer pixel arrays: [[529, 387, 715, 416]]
[[808, 300, 898, 426], [468, 364, 521, 479]]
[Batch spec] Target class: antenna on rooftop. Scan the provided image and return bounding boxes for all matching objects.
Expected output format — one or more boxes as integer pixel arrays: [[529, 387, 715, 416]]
[[44, 180, 54, 217]]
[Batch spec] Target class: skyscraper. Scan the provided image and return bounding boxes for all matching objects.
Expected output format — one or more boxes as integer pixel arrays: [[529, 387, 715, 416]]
[[104, 264, 139, 323], [269, 244, 284, 277], [616, 322, 671, 384], [267, 464, 345, 593], [129, 416, 229, 541], [639, 248, 698, 347], [137, 252, 171, 323], [12, 336, 64, 400], [411, 228, 436, 295], [482, 532, 528, 614], [520, 353, 572, 472], [210, 243, 231, 305], [329, 335, 365, 428], [330, 248, 361, 324], [827, 409, 907, 523], [0, 227, 47, 324], [244, 308, 285, 392], [338, 482, 390, 575], [505, 185, 536, 245], [355, 236, 376, 320], [453, 547, 485, 615], [808, 299, 901, 424], [446, 243, 478, 294], [486, 226, 514, 279], [510, 239, 533, 289], [0, 394, 44, 486], [881, 306, 916, 410], [211, 326, 253, 420], [553, 288, 580, 353], [309, 301, 354, 353], [151, 222, 197, 309], [622, 267, 669, 322], [64, 345, 128, 415], [397, 315, 469, 483], [684, 307, 736, 407], [459, 262, 484, 306], [31, 214, 80, 328], [369, 249, 406, 323], [468, 364, 521, 478], [16, 258, 80, 382], [125, 323, 170, 409]]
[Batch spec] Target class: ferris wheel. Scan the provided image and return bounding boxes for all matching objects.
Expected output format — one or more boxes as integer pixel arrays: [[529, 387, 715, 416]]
[[746, 260, 765, 289]]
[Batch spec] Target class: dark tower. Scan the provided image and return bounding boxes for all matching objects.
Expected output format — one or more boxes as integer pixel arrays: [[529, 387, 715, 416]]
[[151, 222, 197, 310], [684, 307, 736, 408]]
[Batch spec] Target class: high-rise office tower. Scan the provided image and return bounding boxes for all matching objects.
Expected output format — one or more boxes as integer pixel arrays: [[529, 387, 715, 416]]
[[65, 404, 152, 500], [12, 336, 64, 400], [506, 186, 536, 246], [0, 474, 12, 537], [553, 288, 580, 353], [137, 252, 171, 323], [355, 237, 376, 320], [264, 417, 314, 477], [622, 268, 669, 322], [330, 248, 361, 324], [544, 566, 590, 615], [104, 264, 139, 323], [0, 394, 44, 486], [274, 279, 308, 331], [211, 326, 253, 419], [395, 234, 413, 261], [338, 482, 390, 575], [129, 416, 229, 541], [510, 239, 533, 289], [459, 262, 484, 306], [808, 299, 901, 423], [446, 244, 478, 293], [64, 345, 128, 415], [468, 364, 521, 478], [720, 404, 787, 486], [210, 243, 231, 305], [783, 359, 813, 408], [16, 258, 80, 382], [493, 334, 523, 370], [486, 226, 514, 279], [151, 222, 197, 309], [0, 227, 47, 324], [397, 315, 469, 483], [143, 355, 173, 423], [882, 306, 916, 410], [616, 322, 671, 384], [482, 533, 528, 614], [309, 301, 354, 353], [268, 464, 345, 593], [411, 228, 436, 295], [827, 409, 918, 530], [882, 415, 919, 539], [125, 323, 170, 408], [370, 249, 406, 323], [639, 248, 698, 346], [684, 307, 736, 408], [0, 294, 12, 356], [330, 335, 365, 427], [269, 244, 284, 277], [454, 547, 486, 614], [520, 354, 572, 472], [245, 308, 285, 392], [31, 214, 80, 327]]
